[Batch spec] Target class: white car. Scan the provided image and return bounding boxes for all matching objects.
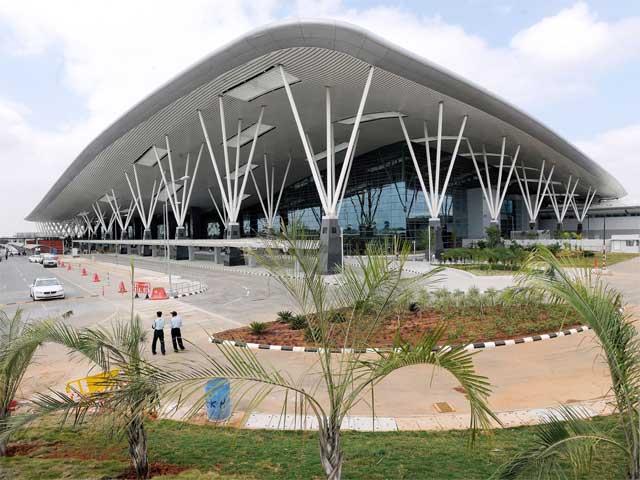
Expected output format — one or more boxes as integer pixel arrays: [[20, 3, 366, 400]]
[[42, 254, 58, 268], [30, 277, 65, 301], [29, 254, 42, 263]]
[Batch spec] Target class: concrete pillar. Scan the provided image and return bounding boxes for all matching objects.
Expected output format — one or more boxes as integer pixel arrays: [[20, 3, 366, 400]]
[[429, 217, 444, 260], [142, 229, 152, 256], [225, 223, 243, 266], [173, 226, 189, 260], [319, 217, 342, 275]]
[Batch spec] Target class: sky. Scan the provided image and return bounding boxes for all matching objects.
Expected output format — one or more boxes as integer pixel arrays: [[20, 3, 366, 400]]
[[1, 0, 639, 234]]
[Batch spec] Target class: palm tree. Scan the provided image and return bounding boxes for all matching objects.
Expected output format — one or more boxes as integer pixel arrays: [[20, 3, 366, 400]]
[[0, 309, 46, 456], [2, 263, 159, 479], [497, 246, 640, 479], [154, 227, 498, 479]]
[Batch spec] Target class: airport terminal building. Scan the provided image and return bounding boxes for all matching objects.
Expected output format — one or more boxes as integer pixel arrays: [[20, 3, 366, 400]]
[[25, 20, 634, 271]]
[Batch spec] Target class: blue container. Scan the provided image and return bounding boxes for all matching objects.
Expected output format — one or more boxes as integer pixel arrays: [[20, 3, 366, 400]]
[[204, 378, 231, 421]]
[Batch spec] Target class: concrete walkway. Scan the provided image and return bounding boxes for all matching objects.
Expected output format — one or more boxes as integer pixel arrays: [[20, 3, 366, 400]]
[[17, 253, 638, 432]]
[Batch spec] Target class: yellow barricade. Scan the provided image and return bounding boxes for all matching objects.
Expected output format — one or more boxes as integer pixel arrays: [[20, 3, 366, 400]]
[[65, 369, 120, 399]]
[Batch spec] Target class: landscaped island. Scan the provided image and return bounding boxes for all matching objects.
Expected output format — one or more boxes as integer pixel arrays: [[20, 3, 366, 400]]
[[214, 288, 581, 348]]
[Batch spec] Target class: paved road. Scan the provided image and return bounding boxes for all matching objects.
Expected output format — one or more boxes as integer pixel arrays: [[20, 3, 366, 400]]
[[5, 252, 639, 429], [98, 255, 296, 323], [0, 257, 90, 308]]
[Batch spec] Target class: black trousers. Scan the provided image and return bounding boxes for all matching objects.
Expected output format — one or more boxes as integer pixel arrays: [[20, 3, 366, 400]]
[[171, 327, 185, 351], [152, 329, 165, 354]]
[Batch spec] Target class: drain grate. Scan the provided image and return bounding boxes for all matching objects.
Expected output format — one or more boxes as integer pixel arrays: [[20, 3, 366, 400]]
[[433, 402, 455, 413]]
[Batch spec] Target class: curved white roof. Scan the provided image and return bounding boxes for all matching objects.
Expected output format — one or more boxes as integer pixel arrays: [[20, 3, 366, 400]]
[[27, 19, 625, 222]]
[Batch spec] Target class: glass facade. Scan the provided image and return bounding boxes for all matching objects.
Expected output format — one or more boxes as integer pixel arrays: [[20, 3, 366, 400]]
[[239, 141, 499, 250]]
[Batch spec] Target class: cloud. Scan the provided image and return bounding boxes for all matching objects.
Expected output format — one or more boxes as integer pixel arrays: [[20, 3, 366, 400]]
[[512, 3, 640, 67], [0, 97, 91, 233], [575, 124, 640, 198]]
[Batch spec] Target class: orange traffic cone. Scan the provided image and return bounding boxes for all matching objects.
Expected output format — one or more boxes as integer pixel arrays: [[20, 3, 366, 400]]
[[92, 273, 101, 283], [67, 263, 72, 271], [81, 267, 88, 276], [149, 287, 168, 300], [118, 281, 127, 293]]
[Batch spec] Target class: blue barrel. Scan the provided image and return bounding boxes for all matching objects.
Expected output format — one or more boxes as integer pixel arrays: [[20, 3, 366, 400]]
[[204, 378, 231, 421]]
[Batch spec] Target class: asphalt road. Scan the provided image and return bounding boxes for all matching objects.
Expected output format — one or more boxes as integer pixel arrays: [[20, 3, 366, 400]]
[[0, 256, 112, 322], [98, 255, 295, 323]]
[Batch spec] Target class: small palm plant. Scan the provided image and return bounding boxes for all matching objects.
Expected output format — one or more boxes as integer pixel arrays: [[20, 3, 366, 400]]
[[155, 227, 498, 479], [0, 309, 44, 456], [2, 263, 159, 479], [497, 247, 640, 479]]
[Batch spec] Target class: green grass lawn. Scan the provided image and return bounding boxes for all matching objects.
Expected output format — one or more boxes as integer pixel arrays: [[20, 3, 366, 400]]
[[446, 252, 639, 276], [0, 415, 626, 479], [560, 252, 640, 268], [447, 264, 519, 276]]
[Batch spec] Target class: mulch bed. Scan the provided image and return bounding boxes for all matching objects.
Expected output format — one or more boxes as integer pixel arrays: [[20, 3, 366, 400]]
[[214, 306, 581, 348], [6, 440, 187, 479], [117, 462, 189, 479]]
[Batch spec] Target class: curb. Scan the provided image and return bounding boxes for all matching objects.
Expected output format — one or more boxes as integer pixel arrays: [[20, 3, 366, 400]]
[[169, 285, 209, 299], [208, 325, 591, 354]]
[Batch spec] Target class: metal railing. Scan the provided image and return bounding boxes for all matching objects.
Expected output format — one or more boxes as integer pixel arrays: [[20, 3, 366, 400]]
[[169, 279, 205, 297]]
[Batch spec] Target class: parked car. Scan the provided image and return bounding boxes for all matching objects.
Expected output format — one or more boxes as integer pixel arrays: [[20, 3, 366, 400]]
[[29, 254, 43, 263], [30, 277, 65, 301], [42, 254, 58, 268]]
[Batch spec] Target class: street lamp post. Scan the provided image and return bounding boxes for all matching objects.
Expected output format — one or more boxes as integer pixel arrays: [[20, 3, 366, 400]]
[[164, 200, 173, 296]]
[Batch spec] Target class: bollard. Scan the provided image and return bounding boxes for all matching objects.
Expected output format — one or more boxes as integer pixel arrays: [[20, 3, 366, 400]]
[[204, 379, 231, 421]]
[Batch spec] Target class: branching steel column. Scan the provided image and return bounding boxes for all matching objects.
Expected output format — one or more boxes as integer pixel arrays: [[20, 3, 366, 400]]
[[199, 104, 265, 225], [279, 65, 330, 214], [249, 155, 292, 230], [549, 176, 579, 225], [466, 138, 520, 223], [124, 166, 164, 232], [398, 103, 468, 220], [514, 161, 555, 226], [571, 187, 597, 223]]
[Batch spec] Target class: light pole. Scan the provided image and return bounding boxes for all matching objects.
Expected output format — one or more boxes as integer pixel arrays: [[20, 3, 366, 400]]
[[164, 200, 173, 296]]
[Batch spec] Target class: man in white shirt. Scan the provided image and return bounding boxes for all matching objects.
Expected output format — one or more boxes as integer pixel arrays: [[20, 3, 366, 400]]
[[170, 311, 185, 352], [151, 311, 166, 355]]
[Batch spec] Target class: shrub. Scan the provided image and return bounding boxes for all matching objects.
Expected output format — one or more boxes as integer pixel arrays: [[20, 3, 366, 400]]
[[249, 321, 268, 335], [277, 310, 293, 323], [304, 324, 321, 342], [290, 314, 307, 330], [485, 225, 502, 248], [330, 311, 346, 323]]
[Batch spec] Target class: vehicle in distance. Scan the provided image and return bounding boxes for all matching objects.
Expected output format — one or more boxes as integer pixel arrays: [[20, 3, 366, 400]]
[[42, 254, 58, 268], [29, 254, 43, 263], [30, 277, 65, 300]]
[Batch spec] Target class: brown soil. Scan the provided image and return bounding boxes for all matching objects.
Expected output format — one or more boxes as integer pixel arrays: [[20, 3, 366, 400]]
[[6, 441, 48, 457], [7, 440, 187, 479], [117, 462, 189, 479], [214, 305, 581, 348]]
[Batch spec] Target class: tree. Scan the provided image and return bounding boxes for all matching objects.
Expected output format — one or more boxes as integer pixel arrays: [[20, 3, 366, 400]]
[[497, 247, 640, 479], [0, 309, 51, 456], [156, 227, 498, 479], [485, 225, 502, 249], [2, 263, 159, 479]]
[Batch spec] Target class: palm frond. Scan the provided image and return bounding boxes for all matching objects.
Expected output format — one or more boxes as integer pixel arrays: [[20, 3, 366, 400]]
[[356, 324, 498, 438], [496, 406, 627, 479]]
